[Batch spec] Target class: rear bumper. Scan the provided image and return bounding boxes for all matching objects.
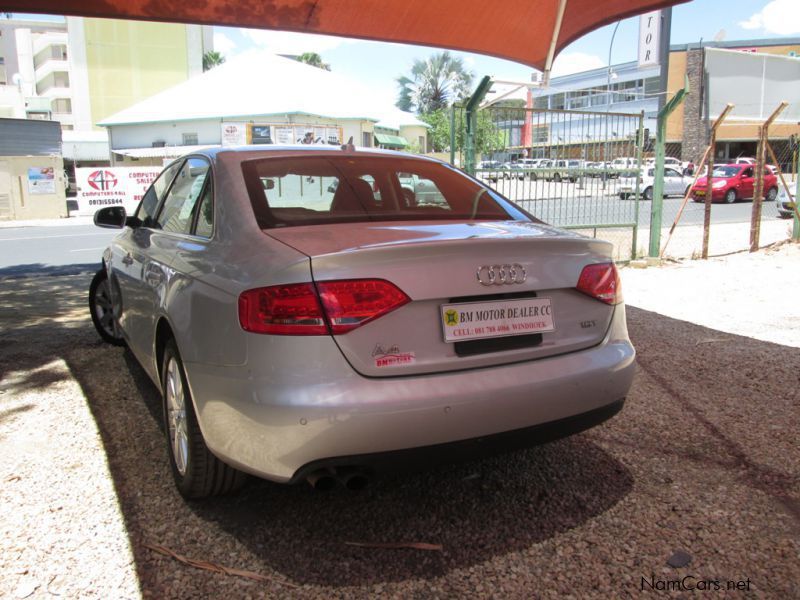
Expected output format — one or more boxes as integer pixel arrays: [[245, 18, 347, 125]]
[[691, 189, 725, 201], [185, 304, 635, 483], [288, 397, 625, 484]]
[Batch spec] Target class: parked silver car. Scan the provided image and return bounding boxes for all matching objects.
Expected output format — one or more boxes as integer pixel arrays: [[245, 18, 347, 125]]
[[89, 146, 635, 498], [618, 166, 692, 200]]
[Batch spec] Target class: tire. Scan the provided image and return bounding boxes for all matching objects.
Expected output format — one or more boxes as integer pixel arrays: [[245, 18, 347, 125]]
[[619, 192, 628, 200], [724, 189, 736, 204], [529, 172, 538, 181], [643, 187, 653, 201], [554, 173, 562, 183], [162, 338, 247, 498], [684, 185, 691, 197], [89, 269, 125, 346], [766, 187, 778, 202]]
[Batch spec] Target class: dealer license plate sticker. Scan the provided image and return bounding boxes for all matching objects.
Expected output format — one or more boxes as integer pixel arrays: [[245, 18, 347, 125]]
[[695, 190, 705, 196], [440, 298, 555, 343]]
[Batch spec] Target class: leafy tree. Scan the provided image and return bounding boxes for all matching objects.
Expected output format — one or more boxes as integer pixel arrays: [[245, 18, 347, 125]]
[[297, 52, 331, 71], [396, 52, 473, 114], [202, 51, 226, 71], [420, 108, 504, 156]]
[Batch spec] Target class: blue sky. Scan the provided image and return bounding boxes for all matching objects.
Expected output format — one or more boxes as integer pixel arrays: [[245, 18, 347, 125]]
[[210, 0, 799, 106], [10, 0, 800, 107]]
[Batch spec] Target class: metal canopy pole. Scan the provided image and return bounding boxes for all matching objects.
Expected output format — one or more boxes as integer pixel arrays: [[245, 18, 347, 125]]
[[542, 0, 568, 86]]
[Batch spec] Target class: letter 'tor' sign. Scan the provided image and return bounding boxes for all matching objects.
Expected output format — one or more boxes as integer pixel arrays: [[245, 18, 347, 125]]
[[638, 10, 661, 68]]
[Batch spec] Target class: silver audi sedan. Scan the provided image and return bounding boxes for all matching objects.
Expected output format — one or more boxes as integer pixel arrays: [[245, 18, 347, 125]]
[[89, 145, 635, 498]]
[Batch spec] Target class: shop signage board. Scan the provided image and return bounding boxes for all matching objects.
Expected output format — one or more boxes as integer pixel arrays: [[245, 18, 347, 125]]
[[27, 167, 56, 195], [74, 166, 162, 216]]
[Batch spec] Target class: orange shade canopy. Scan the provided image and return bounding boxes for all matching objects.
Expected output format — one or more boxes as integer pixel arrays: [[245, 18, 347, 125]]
[[11, 0, 686, 70]]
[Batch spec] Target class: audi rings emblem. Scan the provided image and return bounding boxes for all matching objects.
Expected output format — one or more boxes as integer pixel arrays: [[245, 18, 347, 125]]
[[476, 264, 527, 286]]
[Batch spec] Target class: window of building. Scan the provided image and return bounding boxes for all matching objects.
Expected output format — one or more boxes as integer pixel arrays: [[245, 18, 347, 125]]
[[418, 135, 426, 153], [362, 132, 372, 147], [550, 93, 565, 110], [644, 77, 660, 97], [52, 98, 72, 114], [54, 72, 70, 88], [182, 132, 199, 145]]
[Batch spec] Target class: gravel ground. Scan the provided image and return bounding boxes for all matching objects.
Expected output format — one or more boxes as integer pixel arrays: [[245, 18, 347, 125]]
[[1, 245, 798, 598]]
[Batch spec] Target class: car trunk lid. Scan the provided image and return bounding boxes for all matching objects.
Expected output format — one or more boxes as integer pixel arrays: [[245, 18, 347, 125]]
[[266, 220, 618, 377]]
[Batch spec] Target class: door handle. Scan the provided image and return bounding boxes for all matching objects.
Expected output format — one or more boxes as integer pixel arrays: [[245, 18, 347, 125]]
[[122, 253, 134, 266]]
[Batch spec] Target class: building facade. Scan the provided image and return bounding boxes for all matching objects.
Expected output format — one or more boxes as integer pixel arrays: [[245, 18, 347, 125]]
[[497, 36, 800, 166], [0, 17, 210, 132], [99, 52, 429, 166]]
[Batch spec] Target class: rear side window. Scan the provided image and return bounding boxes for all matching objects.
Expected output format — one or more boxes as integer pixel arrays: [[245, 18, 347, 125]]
[[156, 158, 211, 234], [242, 155, 518, 228], [136, 160, 182, 225]]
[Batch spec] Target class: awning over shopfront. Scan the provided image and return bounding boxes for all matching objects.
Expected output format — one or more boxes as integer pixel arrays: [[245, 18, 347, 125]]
[[16, 0, 687, 74], [374, 133, 409, 148], [112, 145, 218, 159]]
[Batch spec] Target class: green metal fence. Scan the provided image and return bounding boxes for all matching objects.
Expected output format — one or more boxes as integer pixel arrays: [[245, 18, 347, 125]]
[[452, 102, 647, 261]]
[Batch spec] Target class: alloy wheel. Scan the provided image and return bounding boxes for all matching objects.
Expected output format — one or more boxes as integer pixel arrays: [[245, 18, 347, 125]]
[[165, 358, 189, 476]]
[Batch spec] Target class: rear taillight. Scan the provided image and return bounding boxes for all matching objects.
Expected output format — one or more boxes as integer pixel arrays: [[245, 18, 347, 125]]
[[239, 279, 410, 335], [576, 263, 622, 305], [238, 283, 327, 335]]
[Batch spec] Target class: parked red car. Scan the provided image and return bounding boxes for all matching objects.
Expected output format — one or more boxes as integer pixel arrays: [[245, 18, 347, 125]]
[[691, 164, 778, 204]]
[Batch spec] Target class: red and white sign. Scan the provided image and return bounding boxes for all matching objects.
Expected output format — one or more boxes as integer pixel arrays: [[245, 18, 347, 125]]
[[75, 166, 162, 216]]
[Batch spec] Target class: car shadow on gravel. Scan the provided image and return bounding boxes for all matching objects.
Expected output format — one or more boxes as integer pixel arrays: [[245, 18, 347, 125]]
[[73, 341, 636, 589], [0, 272, 636, 591]]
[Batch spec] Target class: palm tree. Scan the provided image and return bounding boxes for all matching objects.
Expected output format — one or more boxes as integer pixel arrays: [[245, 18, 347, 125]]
[[396, 51, 474, 115], [297, 52, 331, 71], [202, 51, 226, 71]]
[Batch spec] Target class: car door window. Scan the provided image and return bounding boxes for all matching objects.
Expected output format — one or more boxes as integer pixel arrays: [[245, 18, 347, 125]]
[[742, 167, 753, 178], [136, 160, 182, 226], [156, 158, 211, 234], [193, 181, 214, 238], [665, 168, 681, 178]]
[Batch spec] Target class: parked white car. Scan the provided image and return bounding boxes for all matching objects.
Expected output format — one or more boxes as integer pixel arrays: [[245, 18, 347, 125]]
[[644, 156, 688, 172], [618, 166, 692, 200]]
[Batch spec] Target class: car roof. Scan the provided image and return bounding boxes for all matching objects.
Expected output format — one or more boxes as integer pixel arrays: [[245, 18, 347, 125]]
[[187, 144, 446, 165]]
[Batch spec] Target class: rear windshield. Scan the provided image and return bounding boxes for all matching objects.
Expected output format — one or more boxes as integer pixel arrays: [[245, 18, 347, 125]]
[[242, 155, 523, 228]]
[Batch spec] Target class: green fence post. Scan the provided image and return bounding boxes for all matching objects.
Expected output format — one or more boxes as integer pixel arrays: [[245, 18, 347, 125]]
[[632, 112, 644, 259], [464, 76, 492, 176], [449, 104, 456, 166], [794, 163, 800, 241], [649, 76, 689, 257]]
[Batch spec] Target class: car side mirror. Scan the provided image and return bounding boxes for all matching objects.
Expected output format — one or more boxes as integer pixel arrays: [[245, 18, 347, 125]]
[[94, 206, 141, 229]]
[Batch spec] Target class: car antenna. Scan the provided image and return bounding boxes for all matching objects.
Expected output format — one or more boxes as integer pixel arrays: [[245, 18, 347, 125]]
[[341, 136, 356, 152]]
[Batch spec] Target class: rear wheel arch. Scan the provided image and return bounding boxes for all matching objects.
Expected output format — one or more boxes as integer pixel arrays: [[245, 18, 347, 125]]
[[155, 317, 175, 385]]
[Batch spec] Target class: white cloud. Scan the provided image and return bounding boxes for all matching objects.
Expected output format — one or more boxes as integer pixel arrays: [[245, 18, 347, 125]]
[[240, 29, 355, 55], [550, 52, 605, 77], [739, 0, 800, 35], [213, 32, 237, 55]]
